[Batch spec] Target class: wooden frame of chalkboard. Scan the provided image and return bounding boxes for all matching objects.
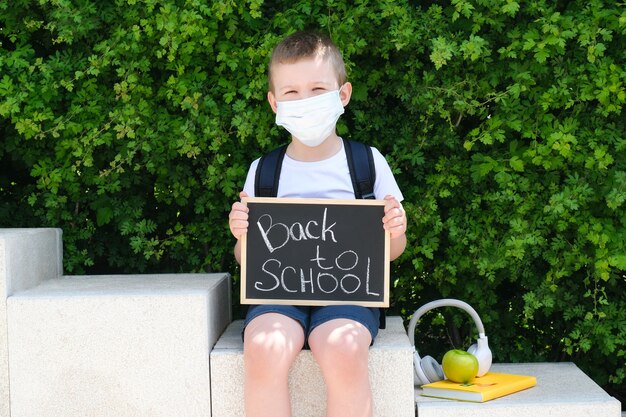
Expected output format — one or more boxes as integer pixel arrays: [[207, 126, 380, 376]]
[[240, 197, 390, 307]]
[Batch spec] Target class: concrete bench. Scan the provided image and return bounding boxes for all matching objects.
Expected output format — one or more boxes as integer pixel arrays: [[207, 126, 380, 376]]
[[7, 273, 231, 417], [210, 316, 415, 417], [415, 362, 622, 417], [2, 225, 232, 417], [3, 229, 623, 417], [1, 228, 64, 417]]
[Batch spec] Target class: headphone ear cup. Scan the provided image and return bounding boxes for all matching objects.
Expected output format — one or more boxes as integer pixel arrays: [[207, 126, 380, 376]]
[[413, 352, 431, 386], [467, 337, 492, 377], [420, 355, 445, 384]]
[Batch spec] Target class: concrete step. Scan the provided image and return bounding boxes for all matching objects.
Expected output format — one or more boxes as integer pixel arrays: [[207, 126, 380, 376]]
[[1, 228, 63, 417], [210, 315, 415, 417], [415, 362, 622, 417], [6, 273, 231, 417]]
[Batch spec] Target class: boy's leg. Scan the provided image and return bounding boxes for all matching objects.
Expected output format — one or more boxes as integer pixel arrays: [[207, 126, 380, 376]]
[[243, 307, 307, 417], [308, 306, 379, 417]]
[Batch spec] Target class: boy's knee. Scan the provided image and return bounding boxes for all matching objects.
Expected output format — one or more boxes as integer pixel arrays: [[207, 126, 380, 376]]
[[244, 337, 298, 379], [246, 333, 300, 359], [325, 334, 368, 357], [244, 314, 305, 371], [310, 321, 371, 369]]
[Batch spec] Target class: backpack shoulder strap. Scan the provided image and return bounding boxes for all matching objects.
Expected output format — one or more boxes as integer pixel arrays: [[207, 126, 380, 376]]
[[343, 138, 376, 199], [254, 139, 376, 199], [254, 145, 288, 197]]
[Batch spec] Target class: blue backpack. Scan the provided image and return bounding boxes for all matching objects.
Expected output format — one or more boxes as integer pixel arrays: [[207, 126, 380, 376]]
[[254, 138, 376, 199]]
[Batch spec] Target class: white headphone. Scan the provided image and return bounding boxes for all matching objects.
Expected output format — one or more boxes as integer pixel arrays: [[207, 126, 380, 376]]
[[407, 299, 493, 386]]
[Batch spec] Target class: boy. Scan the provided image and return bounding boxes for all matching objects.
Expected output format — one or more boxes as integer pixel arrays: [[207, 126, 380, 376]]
[[228, 31, 407, 417]]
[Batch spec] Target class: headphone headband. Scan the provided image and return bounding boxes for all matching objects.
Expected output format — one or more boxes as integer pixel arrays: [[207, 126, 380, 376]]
[[407, 298, 487, 349], [409, 298, 492, 384]]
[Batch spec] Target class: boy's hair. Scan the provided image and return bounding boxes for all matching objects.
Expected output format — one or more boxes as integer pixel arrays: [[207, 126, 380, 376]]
[[268, 31, 347, 92]]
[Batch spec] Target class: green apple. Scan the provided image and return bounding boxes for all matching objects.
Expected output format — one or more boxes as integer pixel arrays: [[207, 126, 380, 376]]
[[442, 349, 479, 384]]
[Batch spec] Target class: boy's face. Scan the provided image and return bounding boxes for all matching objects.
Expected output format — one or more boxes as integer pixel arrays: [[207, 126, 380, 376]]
[[267, 56, 351, 112]]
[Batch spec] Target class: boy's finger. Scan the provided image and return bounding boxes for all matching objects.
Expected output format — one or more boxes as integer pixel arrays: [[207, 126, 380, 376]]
[[231, 201, 249, 213], [383, 195, 401, 212], [230, 207, 249, 219], [383, 206, 404, 223], [230, 221, 249, 238]]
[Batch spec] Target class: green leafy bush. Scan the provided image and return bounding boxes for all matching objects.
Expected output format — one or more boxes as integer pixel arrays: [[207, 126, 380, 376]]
[[1, 0, 624, 405]]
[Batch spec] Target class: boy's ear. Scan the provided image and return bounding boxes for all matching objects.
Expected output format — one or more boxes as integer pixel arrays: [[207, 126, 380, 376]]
[[267, 91, 278, 113], [340, 82, 352, 107]]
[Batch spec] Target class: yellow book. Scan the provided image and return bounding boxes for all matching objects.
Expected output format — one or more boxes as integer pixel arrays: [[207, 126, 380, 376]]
[[420, 372, 537, 403]]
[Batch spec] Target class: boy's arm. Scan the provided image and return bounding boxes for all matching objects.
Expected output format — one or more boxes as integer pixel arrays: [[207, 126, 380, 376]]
[[383, 195, 407, 261], [234, 240, 243, 264], [229, 191, 249, 264], [390, 233, 407, 261]]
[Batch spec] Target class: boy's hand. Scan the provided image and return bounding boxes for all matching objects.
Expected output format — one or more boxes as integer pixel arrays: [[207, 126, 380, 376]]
[[229, 191, 249, 240], [382, 195, 406, 239]]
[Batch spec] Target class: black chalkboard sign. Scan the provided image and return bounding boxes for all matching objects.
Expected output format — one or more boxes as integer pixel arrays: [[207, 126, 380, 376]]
[[240, 197, 390, 307]]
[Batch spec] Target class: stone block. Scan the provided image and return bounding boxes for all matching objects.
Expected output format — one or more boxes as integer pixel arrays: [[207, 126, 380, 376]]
[[0, 228, 62, 417], [415, 362, 622, 417], [7, 273, 231, 417], [210, 316, 414, 417]]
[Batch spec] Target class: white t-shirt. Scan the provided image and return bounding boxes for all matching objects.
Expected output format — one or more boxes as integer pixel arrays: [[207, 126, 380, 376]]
[[242, 141, 404, 202]]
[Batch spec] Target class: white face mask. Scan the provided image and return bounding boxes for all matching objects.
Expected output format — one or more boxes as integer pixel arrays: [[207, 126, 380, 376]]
[[275, 89, 345, 147]]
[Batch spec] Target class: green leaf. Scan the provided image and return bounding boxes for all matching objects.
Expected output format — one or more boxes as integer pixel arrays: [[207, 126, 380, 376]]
[[608, 255, 626, 270], [501, 1, 520, 17], [509, 156, 525, 172], [96, 207, 114, 226]]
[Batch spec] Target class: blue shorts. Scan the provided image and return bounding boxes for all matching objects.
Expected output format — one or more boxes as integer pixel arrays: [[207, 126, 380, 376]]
[[243, 304, 380, 343]]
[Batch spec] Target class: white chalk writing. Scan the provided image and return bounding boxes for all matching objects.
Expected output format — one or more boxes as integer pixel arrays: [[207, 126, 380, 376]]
[[256, 208, 337, 254]]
